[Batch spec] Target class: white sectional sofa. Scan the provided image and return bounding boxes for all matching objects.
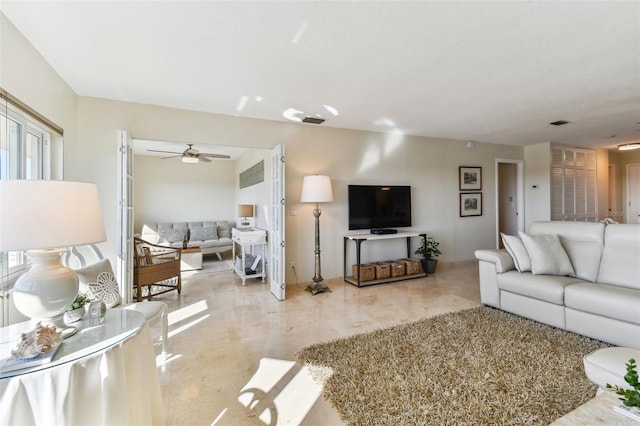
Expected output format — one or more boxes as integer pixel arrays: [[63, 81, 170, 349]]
[[475, 221, 640, 349], [141, 221, 233, 258]]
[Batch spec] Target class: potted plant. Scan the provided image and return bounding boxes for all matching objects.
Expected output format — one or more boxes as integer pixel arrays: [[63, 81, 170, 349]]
[[64, 293, 92, 324], [607, 358, 640, 419], [415, 236, 442, 274]]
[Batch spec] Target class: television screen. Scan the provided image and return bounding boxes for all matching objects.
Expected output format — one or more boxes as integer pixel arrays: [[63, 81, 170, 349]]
[[348, 185, 412, 230]]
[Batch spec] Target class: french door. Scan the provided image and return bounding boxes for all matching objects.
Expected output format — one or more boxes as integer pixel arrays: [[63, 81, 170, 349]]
[[270, 144, 285, 300], [117, 130, 134, 302]]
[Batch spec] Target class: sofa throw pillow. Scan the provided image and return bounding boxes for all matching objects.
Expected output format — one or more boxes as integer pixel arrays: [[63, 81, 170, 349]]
[[158, 227, 187, 244], [190, 225, 218, 241], [75, 258, 122, 308], [500, 233, 531, 272], [519, 232, 575, 276]]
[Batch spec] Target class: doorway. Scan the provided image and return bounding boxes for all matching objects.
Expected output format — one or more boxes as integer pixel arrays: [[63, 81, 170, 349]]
[[495, 159, 524, 248], [118, 135, 287, 301]]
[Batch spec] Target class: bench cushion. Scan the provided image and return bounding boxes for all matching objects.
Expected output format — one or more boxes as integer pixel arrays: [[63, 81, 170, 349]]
[[584, 347, 640, 389]]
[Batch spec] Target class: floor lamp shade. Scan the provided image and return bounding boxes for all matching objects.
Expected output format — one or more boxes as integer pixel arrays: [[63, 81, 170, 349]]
[[300, 175, 333, 203], [0, 180, 107, 323]]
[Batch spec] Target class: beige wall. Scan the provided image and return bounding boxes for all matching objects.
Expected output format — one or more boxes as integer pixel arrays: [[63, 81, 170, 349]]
[[133, 155, 238, 232], [616, 149, 640, 223], [596, 148, 609, 220], [73, 96, 524, 282], [523, 142, 552, 228], [3, 13, 529, 284], [0, 13, 76, 179]]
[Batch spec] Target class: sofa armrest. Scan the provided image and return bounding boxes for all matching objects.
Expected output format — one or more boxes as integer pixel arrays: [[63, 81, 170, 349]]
[[474, 249, 515, 273], [474, 249, 514, 308]]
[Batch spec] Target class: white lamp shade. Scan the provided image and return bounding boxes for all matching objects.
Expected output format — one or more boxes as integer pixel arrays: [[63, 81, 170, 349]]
[[300, 175, 333, 203], [0, 180, 107, 251]]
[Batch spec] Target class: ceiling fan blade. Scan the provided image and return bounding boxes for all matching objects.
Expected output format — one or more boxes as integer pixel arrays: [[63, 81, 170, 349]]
[[147, 149, 182, 155], [199, 153, 231, 159], [162, 155, 181, 160], [198, 156, 211, 163]]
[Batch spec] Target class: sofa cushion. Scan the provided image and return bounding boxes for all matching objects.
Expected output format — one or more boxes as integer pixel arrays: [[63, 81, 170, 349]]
[[519, 232, 575, 276], [190, 225, 218, 242], [497, 271, 583, 304], [215, 221, 231, 238], [529, 221, 604, 282], [597, 224, 640, 290], [158, 227, 187, 244], [199, 237, 232, 248], [565, 282, 640, 325], [501, 233, 531, 272]]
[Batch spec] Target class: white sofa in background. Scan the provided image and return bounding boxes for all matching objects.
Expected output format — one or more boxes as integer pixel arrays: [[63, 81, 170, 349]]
[[141, 221, 233, 258], [475, 221, 640, 349]]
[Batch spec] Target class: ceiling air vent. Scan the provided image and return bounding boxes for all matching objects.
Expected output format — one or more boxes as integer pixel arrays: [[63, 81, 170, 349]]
[[549, 120, 570, 126], [302, 117, 325, 124]]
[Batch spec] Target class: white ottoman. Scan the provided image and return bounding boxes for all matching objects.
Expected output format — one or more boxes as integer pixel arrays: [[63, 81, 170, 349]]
[[181, 247, 203, 271], [583, 347, 640, 391]]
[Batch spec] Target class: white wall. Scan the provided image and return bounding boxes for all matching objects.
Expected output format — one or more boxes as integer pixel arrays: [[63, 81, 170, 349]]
[[235, 149, 272, 232], [133, 155, 237, 232]]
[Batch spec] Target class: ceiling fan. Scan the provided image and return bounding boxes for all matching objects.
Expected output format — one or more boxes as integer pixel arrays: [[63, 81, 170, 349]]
[[147, 144, 231, 163]]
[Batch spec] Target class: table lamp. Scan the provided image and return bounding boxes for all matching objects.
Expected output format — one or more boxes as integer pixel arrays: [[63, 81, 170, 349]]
[[300, 174, 333, 295], [238, 204, 255, 229], [0, 180, 106, 333]]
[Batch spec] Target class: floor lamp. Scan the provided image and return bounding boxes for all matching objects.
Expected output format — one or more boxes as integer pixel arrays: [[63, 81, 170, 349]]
[[0, 180, 106, 335], [300, 175, 333, 295]]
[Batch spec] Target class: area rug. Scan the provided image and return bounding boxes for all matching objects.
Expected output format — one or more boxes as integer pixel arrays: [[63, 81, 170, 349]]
[[297, 306, 610, 425], [192, 259, 233, 275]]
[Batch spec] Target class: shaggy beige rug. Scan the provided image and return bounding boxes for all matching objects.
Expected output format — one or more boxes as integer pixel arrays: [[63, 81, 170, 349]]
[[297, 306, 610, 425]]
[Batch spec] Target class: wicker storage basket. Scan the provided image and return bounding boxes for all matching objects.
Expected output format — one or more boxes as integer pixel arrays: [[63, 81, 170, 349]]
[[374, 262, 391, 279], [400, 258, 423, 275], [352, 264, 375, 281], [387, 261, 406, 277]]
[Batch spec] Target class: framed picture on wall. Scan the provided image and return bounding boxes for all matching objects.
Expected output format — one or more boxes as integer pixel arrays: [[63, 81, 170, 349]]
[[460, 192, 483, 217], [459, 166, 482, 191]]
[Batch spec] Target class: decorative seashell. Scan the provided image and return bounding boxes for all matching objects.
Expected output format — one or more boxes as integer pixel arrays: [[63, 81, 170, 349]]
[[9, 322, 62, 359]]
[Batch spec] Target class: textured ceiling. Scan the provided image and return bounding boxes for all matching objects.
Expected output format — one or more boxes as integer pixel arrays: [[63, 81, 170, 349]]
[[2, 1, 639, 151]]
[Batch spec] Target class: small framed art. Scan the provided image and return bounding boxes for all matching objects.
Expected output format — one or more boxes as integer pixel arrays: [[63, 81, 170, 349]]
[[459, 166, 482, 191], [460, 192, 482, 217]]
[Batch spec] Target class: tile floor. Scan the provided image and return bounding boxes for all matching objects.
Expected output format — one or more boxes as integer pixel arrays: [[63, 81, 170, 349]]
[[149, 259, 481, 425]]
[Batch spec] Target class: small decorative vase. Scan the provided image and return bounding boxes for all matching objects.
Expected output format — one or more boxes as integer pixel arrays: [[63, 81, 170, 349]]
[[63, 305, 86, 324]]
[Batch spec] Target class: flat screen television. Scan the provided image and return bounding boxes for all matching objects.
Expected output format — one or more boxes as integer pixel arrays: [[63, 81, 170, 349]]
[[348, 185, 412, 230]]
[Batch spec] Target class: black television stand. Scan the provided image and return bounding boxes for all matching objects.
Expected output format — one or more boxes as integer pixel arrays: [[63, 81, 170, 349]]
[[371, 228, 398, 235]]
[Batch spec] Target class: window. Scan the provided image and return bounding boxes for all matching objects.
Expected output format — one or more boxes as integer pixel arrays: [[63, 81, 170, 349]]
[[551, 146, 597, 221], [1, 105, 52, 270]]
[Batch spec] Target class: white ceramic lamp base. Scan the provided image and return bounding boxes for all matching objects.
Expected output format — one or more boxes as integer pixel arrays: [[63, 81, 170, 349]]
[[13, 249, 79, 336]]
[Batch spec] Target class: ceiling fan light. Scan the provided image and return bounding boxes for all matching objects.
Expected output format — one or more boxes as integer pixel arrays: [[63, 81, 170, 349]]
[[182, 156, 198, 163], [618, 143, 640, 151]]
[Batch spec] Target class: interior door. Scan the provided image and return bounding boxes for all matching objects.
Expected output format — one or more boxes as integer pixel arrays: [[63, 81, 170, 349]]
[[498, 163, 518, 247], [627, 163, 640, 224], [269, 144, 285, 300], [117, 130, 134, 302], [495, 159, 524, 247]]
